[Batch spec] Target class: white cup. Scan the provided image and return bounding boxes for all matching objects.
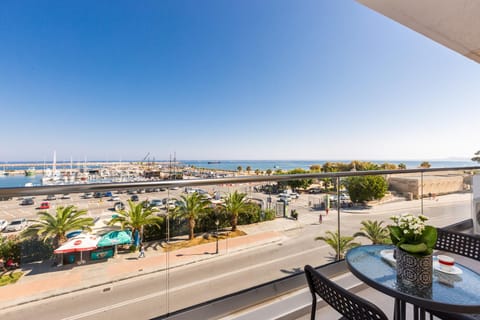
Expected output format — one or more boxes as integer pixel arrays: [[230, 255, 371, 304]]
[[437, 255, 455, 272]]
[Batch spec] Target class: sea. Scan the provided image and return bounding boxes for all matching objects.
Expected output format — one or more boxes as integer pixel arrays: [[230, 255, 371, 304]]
[[0, 159, 477, 188]]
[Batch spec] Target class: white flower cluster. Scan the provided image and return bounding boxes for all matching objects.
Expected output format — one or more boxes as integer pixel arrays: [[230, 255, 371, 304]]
[[390, 213, 428, 236]]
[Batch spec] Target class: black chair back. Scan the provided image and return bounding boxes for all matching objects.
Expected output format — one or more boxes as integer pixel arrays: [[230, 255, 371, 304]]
[[304, 265, 388, 320], [428, 229, 480, 320], [435, 228, 480, 261]]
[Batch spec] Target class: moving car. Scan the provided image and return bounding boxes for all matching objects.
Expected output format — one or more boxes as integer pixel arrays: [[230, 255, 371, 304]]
[[5, 218, 27, 232], [39, 201, 50, 209]]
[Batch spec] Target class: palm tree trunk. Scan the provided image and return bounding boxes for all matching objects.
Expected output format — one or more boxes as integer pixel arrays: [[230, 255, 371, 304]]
[[231, 214, 237, 232], [189, 218, 195, 240]]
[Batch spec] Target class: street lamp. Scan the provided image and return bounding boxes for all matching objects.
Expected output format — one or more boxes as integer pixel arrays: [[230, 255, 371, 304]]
[[215, 219, 219, 254]]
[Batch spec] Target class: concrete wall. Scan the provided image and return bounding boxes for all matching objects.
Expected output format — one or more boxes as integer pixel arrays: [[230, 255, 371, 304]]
[[389, 174, 465, 198]]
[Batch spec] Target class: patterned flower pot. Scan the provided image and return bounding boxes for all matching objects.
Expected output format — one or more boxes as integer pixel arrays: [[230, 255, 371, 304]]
[[396, 248, 433, 288]]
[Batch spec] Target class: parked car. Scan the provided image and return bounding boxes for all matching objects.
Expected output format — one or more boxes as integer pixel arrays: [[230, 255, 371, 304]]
[[5, 218, 27, 232], [62, 194, 71, 199], [309, 188, 322, 194], [46, 194, 56, 201], [110, 196, 120, 201], [149, 199, 164, 210], [130, 195, 139, 202], [94, 192, 103, 198], [114, 202, 125, 211], [162, 198, 176, 209], [39, 201, 50, 209], [340, 193, 350, 201], [104, 191, 113, 197], [289, 192, 300, 199], [21, 197, 34, 205], [185, 187, 196, 194], [0, 219, 8, 231], [84, 192, 94, 199]]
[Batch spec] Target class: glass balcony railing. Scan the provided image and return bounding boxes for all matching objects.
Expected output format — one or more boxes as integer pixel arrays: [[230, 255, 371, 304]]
[[0, 166, 478, 319]]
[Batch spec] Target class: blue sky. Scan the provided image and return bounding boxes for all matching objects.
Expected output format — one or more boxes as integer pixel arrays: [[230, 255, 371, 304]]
[[1, 0, 478, 162]]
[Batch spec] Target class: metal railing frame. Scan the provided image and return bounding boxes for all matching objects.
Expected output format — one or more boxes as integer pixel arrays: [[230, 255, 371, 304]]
[[1, 166, 479, 198]]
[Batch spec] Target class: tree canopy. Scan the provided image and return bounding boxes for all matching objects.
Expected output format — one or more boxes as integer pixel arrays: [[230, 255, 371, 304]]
[[472, 151, 480, 163], [108, 200, 162, 245], [276, 168, 313, 190], [344, 175, 388, 203], [174, 193, 211, 240], [223, 191, 249, 231], [23, 205, 94, 247]]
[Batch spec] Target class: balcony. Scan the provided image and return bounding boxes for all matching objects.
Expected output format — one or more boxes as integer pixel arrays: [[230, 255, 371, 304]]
[[0, 166, 479, 319]]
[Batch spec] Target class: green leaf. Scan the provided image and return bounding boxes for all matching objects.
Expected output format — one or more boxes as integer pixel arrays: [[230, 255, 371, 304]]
[[388, 226, 402, 245], [399, 243, 428, 254], [421, 226, 437, 249]]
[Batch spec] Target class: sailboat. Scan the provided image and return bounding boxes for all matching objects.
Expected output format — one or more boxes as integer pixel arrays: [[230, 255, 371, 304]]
[[42, 151, 61, 185]]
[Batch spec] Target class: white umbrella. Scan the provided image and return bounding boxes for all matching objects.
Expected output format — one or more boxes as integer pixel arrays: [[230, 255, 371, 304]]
[[54, 235, 99, 263]]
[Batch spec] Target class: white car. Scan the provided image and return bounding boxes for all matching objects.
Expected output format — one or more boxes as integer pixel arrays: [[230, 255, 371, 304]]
[[0, 219, 8, 231], [111, 196, 121, 201], [5, 218, 27, 232]]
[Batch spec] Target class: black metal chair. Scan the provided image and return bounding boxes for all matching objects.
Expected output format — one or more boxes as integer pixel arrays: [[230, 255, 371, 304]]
[[304, 265, 388, 320], [429, 229, 480, 320]]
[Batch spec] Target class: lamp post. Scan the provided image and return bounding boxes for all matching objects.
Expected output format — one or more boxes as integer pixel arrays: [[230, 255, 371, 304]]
[[215, 219, 219, 254]]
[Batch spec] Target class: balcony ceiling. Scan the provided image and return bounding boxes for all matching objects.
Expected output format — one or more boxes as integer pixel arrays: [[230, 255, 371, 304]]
[[357, 0, 480, 63]]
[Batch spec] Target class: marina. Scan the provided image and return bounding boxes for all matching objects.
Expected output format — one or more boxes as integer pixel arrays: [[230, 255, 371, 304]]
[[0, 159, 476, 188]]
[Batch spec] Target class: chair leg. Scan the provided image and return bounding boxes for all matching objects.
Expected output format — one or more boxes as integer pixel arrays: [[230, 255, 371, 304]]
[[311, 298, 316, 320]]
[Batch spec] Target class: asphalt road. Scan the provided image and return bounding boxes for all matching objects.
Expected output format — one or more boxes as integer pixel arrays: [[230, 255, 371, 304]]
[[1, 223, 328, 320]]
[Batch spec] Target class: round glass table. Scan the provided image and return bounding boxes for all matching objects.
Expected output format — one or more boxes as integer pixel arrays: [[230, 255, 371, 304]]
[[346, 245, 480, 320]]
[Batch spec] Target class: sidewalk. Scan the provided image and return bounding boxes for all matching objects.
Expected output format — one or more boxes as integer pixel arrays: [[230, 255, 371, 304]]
[[0, 228, 288, 310]]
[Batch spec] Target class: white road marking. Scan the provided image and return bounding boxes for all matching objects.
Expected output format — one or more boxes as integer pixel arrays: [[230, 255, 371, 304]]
[[61, 244, 329, 320]]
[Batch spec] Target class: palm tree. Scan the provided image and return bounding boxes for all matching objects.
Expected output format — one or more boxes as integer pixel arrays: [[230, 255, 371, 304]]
[[237, 166, 243, 173], [266, 169, 272, 175], [315, 230, 360, 260], [254, 169, 260, 175], [174, 193, 211, 240], [420, 161, 431, 168], [354, 220, 390, 244], [223, 191, 249, 232], [108, 200, 162, 245], [23, 205, 94, 248], [246, 166, 252, 174]]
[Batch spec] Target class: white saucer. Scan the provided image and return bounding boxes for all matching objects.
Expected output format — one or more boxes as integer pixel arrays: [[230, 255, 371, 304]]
[[433, 261, 463, 275], [380, 249, 396, 264]]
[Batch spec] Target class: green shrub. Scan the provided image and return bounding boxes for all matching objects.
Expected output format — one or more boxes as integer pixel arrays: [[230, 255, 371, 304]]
[[263, 209, 276, 221]]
